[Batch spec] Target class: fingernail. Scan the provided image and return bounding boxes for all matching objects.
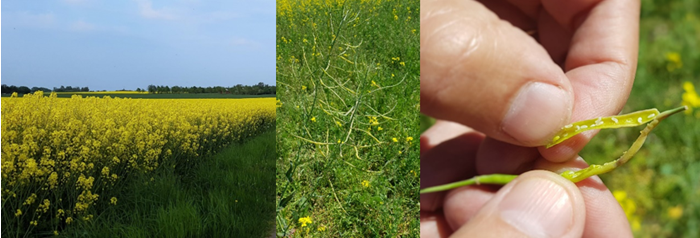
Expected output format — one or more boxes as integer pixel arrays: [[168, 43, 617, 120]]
[[502, 82, 571, 145], [499, 178, 573, 238]]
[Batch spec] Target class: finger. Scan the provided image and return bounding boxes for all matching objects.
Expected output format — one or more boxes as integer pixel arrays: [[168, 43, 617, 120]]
[[537, 10, 573, 66], [420, 122, 484, 212], [420, 120, 479, 155], [534, 156, 634, 237], [451, 170, 586, 238], [477, 0, 536, 31], [539, 0, 640, 161], [420, 211, 452, 238], [476, 136, 541, 175], [442, 185, 498, 231], [421, 0, 574, 146]]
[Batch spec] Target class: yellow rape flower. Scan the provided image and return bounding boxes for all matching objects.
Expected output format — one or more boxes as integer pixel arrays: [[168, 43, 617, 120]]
[[23, 193, 37, 206], [392, 138, 398, 143], [613, 190, 641, 231], [362, 180, 370, 188], [299, 216, 312, 227], [668, 205, 683, 220], [369, 116, 379, 125], [48, 172, 58, 189], [665, 52, 682, 72], [101, 167, 110, 177], [682, 81, 700, 115]]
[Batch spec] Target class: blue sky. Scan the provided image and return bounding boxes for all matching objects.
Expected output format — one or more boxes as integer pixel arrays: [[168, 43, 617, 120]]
[[1, 0, 275, 91]]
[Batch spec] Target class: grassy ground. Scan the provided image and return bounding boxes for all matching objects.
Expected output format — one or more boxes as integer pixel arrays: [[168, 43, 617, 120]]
[[276, 0, 419, 237], [420, 0, 699, 237], [1, 93, 275, 99], [57, 130, 276, 238]]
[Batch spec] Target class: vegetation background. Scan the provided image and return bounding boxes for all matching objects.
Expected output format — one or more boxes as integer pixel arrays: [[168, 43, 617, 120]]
[[276, 0, 420, 237], [58, 130, 278, 238], [421, 0, 699, 237]]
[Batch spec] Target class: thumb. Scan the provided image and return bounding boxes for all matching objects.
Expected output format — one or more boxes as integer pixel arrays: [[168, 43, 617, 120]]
[[451, 171, 585, 238], [420, 0, 573, 146]]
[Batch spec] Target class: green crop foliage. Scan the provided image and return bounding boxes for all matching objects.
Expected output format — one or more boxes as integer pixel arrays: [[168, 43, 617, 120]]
[[276, 0, 419, 237]]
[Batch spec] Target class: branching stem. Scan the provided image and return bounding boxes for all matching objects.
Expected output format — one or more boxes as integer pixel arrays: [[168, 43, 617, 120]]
[[420, 106, 688, 194]]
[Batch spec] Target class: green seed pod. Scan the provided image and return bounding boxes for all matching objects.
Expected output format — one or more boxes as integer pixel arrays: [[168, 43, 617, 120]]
[[546, 108, 661, 148], [419, 106, 687, 194]]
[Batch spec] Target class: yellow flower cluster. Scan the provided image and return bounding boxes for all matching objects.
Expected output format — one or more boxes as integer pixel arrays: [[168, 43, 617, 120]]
[[298, 216, 313, 227], [682, 81, 700, 116], [665, 52, 682, 72], [667, 205, 683, 220], [2, 91, 275, 233], [361, 180, 370, 188], [613, 190, 641, 231]]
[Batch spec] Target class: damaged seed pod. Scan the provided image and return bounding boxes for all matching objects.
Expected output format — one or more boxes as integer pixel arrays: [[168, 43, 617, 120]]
[[546, 109, 661, 148], [419, 106, 687, 194]]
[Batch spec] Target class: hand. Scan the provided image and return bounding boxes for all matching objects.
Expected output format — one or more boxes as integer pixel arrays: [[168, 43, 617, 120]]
[[419, 122, 632, 237], [420, 0, 640, 236], [421, 0, 640, 163]]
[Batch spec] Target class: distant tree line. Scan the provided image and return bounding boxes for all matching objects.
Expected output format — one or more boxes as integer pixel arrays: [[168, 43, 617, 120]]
[[1, 83, 275, 95], [1, 84, 90, 94], [146, 82, 276, 95], [53, 86, 90, 92]]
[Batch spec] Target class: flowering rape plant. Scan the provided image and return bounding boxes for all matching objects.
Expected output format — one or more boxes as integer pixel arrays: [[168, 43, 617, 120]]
[[1, 91, 275, 236]]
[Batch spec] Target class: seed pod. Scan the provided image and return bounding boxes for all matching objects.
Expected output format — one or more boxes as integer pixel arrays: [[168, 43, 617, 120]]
[[420, 106, 687, 194], [546, 108, 661, 148]]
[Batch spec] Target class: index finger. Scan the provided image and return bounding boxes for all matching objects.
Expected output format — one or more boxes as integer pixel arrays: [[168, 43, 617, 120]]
[[537, 0, 640, 161]]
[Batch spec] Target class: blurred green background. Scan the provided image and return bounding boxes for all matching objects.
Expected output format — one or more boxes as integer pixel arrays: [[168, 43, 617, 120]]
[[421, 0, 699, 237], [587, 0, 699, 237]]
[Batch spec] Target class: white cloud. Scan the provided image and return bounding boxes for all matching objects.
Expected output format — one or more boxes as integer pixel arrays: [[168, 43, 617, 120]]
[[135, 0, 176, 20], [71, 20, 96, 31]]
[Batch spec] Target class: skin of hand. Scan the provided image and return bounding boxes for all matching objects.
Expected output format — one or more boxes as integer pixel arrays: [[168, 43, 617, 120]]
[[420, 0, 640, 237], [420, 122, 632, 237]]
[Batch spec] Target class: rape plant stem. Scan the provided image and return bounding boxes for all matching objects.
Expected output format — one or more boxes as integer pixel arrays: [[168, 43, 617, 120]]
[[560, 106, 687, 182], [420, 174, 518, 194], [420, 106, 687, 194]]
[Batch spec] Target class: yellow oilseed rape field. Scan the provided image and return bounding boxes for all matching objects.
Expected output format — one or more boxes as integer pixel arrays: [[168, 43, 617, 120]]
[[1, 91, 275, 236]]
